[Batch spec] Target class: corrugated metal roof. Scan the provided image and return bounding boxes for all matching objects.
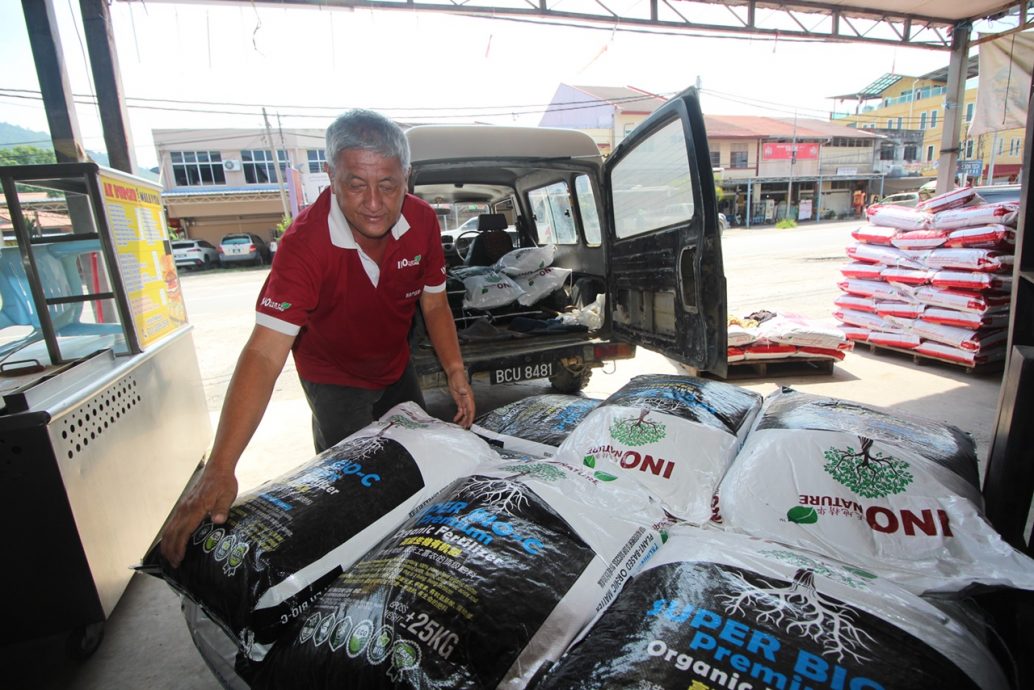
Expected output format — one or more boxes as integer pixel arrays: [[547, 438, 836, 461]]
[[570, 85, 669, 113]]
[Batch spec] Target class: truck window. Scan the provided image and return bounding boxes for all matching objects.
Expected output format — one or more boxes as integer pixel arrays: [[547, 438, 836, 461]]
[[612, 118, 696, 239], [574, 175, 602, 247], [529, 181, 578, 245]]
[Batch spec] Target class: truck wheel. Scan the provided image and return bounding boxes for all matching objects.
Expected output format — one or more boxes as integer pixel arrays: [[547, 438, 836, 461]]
[[67, 622, 104, 661], [549, 365, 592, 393]]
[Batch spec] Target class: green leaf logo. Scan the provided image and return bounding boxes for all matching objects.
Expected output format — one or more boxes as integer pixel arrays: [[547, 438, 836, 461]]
[[594, 471, 617, 482], [787, 506, 819, 524], [281, 302, 291, 310], [583, 455, 596, 468]]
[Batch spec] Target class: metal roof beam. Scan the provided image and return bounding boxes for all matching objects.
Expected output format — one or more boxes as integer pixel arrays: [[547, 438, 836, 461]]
[[146, 0, 982, 49]]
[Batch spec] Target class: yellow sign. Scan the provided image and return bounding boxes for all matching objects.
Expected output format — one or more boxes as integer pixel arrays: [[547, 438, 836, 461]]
[[99, 171, 187, 348]]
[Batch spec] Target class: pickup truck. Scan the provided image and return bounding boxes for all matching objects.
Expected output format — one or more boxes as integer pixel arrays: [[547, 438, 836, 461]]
[[405, 88, 727, 393]]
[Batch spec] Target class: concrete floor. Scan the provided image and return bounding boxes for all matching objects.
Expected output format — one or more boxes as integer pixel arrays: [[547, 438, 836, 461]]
[[0, 221, 1010, 688]]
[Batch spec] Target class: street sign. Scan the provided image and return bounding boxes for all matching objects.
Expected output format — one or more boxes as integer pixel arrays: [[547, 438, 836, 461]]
[[957, 159, 983, 176]]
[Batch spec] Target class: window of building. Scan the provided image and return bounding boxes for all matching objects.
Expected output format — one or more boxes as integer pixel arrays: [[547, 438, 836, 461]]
[[903, 144, 918, 161], [930, 110, 938, 128], [897, 117, 903, 129], [730, 143, 749, 169], [879, 144, 896, 161], [1009, 138, 1022, 156], [965, 139, 974, 158], [919, 112, 927, 130], [966, 103, 974, 122], [998, 138, 1004, 155], [242, 149, 289, 184], [887, 119, 895, 129], [170, 151, 225, 186], [926, 145, 935, 161], [709, 149, 720, 168], [307, 149, 327, 173]]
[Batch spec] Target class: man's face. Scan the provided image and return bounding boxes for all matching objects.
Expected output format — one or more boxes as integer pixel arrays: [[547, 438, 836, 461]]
[[329, 148, 408, 240]]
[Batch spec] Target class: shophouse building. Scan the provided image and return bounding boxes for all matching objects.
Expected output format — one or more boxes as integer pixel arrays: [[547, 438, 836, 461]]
[[831, 57, 1025, 186], [541, 84, 884, 226], [539, 84, 669, 155], [152, 127, 329, 246]]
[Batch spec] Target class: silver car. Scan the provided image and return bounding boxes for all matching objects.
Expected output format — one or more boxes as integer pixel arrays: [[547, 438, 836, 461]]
[[218, 233, 271, 267]]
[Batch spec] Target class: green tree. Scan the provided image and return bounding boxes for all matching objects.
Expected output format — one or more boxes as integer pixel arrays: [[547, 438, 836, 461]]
[[0, 145, 56, 166]]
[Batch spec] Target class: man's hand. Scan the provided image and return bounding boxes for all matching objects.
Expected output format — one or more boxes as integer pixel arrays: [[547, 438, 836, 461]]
[[160, 467, 238, 568], [448, 369, 475, 428]]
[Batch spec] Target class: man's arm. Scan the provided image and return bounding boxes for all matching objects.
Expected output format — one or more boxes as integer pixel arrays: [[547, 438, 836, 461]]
[[419, 289, 475, 427], [160, 324, 295, 567]]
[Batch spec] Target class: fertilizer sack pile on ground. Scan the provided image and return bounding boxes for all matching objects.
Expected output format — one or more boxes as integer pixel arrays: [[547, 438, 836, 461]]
[[716, 387, 1034, 594], [249, 459, 667, 689], [558, 374, 763, 523], [140, 402, 496, 660], [534, 526, 1009, 690]]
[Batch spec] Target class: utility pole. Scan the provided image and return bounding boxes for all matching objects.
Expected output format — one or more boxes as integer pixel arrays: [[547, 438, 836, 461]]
[[787, 109, 798, 221], [263, 107, 291, 222]]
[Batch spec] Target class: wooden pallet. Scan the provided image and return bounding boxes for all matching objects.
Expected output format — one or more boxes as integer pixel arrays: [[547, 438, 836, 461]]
[[860, 341, 1004, 375], [689, 356, 837, 380]]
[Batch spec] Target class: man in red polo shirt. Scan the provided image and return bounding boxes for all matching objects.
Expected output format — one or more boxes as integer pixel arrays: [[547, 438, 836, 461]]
[[161, 110, 473, 567]]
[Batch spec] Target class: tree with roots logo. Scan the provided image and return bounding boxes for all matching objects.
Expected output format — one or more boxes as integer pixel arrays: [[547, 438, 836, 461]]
[[610, 409, 667, 446], [719, 568, 876, 664], [465, 476, 531, 516], [823, 436, 913, 498], [500, 462, 566, 483]]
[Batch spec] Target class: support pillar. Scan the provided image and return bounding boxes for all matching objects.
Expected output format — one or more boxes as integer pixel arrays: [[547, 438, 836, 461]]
[[936, 22, 972, 194]]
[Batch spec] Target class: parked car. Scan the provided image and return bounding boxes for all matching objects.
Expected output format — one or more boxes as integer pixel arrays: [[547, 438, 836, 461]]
[[218, 233, 271, 267], [719, 212, 729, 232], [171, 239, 219, 270], [971, 184, 1021, 204], [874, 191, 930, 208]]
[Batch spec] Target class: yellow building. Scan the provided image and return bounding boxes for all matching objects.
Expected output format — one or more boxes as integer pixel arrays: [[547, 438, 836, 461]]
[[832, 58, 1024, 185]]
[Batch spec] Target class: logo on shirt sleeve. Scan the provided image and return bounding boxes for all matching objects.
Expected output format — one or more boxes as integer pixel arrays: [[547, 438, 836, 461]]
[[261, 297, 292, 312]]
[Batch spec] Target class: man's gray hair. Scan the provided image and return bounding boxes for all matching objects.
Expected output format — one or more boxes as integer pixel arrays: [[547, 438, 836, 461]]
[[325, 109, 410, 172]]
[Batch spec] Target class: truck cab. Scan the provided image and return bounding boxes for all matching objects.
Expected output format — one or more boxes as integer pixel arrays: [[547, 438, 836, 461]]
[[406, 87, 727, 392]]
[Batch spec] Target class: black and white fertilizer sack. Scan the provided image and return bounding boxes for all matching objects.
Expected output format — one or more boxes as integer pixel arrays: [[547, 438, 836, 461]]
[[473, 394, 601, 449], [140, 402, 496, 660], [249, 460, 667, 689], [534, 527, 1009, 690], [716, 387, 1034, 594], [558, 374, 763, 523]]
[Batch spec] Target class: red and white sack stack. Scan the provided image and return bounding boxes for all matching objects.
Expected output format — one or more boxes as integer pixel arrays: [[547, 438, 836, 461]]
[[835, 186, 1016, 367], [728, 312, 853, 363]]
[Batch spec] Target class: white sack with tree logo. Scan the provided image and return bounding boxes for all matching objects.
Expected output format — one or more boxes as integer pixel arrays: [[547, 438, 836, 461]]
[[139, 402, 497, 661], [557, 374, 763, 523], [534, 527, 1008, 690], [716, 387, 1034, 594], [248, 459, 667, 690]]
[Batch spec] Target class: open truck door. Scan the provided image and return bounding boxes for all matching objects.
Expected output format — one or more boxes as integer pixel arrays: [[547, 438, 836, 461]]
[[603, 87, 727, 377]]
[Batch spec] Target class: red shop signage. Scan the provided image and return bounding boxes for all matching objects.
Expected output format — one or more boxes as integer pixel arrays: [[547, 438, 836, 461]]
[[762, 142, 819, 160]]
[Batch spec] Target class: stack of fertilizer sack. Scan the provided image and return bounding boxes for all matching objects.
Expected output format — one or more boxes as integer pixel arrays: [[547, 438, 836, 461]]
[[835, 187, 1016, 368], [143, 376, 1034, 689], [728, 311, 853, 364], [451, 245, 571, 311]]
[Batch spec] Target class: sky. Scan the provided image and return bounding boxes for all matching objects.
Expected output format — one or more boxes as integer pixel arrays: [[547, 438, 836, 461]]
[[0, 1, 993, 170]]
